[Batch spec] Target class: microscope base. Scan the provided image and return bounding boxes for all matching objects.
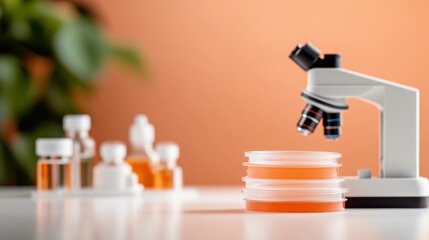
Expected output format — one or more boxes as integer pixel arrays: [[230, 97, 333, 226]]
[[343, 177, 429, 208], [346, 197, 427, 208]]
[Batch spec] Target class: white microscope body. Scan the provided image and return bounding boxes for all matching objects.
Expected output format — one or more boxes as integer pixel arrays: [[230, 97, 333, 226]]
[[290, 43, 429, 208]]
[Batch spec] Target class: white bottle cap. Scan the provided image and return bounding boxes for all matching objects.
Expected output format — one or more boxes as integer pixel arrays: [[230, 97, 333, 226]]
[[155, 142, 180, 165], [63, 114, 91, 131], [129, 114, 155, 146], [100, 141, 126, 164], [36, 138, 73, 157]]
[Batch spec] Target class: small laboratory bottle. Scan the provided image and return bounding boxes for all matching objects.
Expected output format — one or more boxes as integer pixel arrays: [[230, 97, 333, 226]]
[[126, 115, 159, 188], [153, 142, 183, 190], [36, 138, 73, 192], [63, 114, 95, 189], [93, 142, 140, 191]]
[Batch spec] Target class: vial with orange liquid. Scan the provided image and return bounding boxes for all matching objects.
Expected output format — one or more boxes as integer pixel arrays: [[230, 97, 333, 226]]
[[153, 142, 182, 190], [36, 138, 73, 192], [125, 115, 159, 188]]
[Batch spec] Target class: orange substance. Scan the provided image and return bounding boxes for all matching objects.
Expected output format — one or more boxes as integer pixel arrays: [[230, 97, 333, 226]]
[[37, 161, 71, 191], [126, 157, 154, 188], [246, 166, 339, 179], [153, 167, 174, 189], [246, 200, 345, 213]]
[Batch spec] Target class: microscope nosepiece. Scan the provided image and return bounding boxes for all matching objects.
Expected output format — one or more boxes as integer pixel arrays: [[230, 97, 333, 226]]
[[297, 104, 323, 136]]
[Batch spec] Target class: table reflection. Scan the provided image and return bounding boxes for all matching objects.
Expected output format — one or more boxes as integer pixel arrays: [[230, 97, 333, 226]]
[[36, 197, 183, 240]]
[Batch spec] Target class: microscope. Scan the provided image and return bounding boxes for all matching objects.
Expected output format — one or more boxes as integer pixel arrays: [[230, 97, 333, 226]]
[[290, 43, 429, 208]]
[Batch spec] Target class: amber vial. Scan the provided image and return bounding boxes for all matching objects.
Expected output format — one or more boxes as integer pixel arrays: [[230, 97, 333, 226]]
[[153, 142, 182, 190], [126, 115, 159, 188], [126, 156, 155, 187], [36, 138, 73, 191], [153, 166, 174, 189]]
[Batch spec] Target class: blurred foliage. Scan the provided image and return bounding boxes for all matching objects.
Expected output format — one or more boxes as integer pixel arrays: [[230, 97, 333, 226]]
[[0, 0, 143, 185]]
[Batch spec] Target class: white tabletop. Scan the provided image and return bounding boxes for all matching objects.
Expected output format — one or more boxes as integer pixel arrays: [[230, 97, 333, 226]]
[[0, 187, 428, 240]]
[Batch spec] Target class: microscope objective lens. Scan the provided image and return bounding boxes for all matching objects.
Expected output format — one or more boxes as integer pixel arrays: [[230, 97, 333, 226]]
[[323, 112, 341, 140], [297, 104, 323, 136]]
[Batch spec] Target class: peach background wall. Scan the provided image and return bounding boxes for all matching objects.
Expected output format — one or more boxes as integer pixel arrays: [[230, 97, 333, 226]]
[[86, 0, 429, 185]]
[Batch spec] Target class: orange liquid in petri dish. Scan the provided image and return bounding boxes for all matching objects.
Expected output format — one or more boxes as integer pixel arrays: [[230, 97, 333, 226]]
[[37, 161, 71, 191], [126, 157, 154, 188], [246, 166, 339, 179], [246, 200, 345, 213], [153, 167, 174, 189]]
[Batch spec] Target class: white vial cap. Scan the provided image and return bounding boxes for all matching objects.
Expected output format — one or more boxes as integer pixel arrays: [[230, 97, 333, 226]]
[[155, 142, 180, 163], [100, 141, 126, 164], [63, 114, 91, 131], [36, 138, 73, 157], [129, 114, 155, 146]]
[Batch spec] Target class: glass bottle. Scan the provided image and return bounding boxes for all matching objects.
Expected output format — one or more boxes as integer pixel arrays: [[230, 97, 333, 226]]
[[153, 142, 182, 190], [36, 138, 73, 191], [63, 114, 95, 189], [126, 115, 159, 188], [93, 141, 140, 191]]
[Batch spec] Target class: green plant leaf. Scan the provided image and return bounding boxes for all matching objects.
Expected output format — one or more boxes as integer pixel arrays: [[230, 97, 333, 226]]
[[53, 17, 107, 81], [0, 100, 9, 127], [46, 78, 79, 115], [0, 55, 38, 120], [10, 134, 35, 183], [53, 62, 94, 91], [1, 0, 23, 14], [25, 1, 64, 34], [0, 139, 10, 184], [0, 55, 19, 86], [107, 42, 144, 74], [10, 14, 31, 41]]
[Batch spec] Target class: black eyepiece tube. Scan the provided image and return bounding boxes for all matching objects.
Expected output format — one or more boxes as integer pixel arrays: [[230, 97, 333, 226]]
[[289, 43, 321, 71]]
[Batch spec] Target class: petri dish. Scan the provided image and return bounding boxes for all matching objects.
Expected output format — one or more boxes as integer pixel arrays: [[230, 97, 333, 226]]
[[243, 188, 347, 213], [242, 188, 347, 202], [244, 163, 340, 179], [245, 151, 341, 166], [242, 150, 346, 212], [245, 200, 345, 213], [243, 177, 344, 190]]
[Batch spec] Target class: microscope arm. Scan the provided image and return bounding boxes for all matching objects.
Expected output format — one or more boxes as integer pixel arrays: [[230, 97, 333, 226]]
[[306, 68, 419, 178]]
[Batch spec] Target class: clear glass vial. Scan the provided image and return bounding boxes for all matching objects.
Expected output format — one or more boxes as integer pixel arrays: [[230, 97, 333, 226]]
[[36, 138, 73, 191], [63, 114, 96, 189]]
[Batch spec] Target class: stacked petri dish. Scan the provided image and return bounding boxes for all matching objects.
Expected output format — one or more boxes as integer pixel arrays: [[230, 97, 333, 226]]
[[242, 151, 347, 213]]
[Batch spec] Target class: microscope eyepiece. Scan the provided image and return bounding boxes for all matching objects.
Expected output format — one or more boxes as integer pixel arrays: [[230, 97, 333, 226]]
[[323, 112, 342, 141], [297, 104, 323, 136], [289, 43, 321, 71], [290, 43, 341, 71]]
